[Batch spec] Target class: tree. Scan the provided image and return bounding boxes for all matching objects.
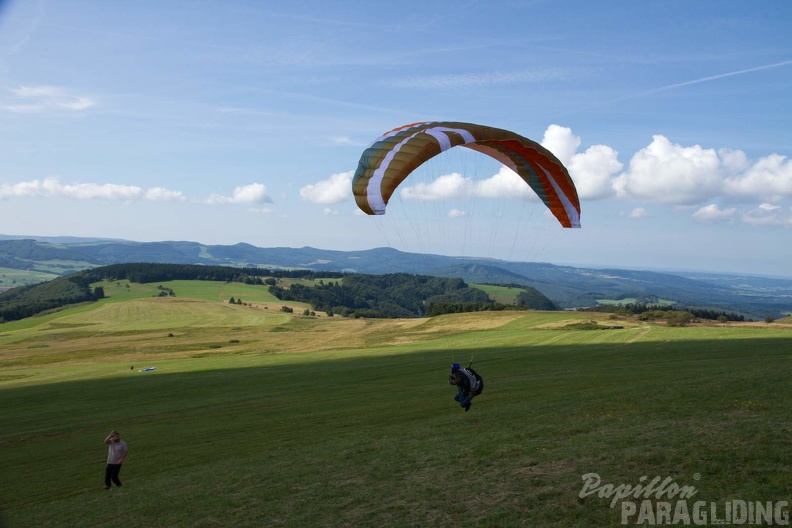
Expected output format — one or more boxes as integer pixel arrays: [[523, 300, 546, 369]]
[[666, 311, 693, 327]]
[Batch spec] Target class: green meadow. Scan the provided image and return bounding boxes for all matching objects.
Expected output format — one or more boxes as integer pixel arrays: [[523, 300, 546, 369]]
[[1, 282, 790, 527], [469, 283, 524, 304], [0, 267, 59, 288]]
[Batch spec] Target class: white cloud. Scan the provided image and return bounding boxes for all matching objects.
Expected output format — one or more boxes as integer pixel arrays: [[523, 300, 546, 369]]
[[249, 207, 273, 214], [328, 136, 364, 147], [0, 177, 186, 202], [542, 125, 621, 200], [723, 154, 792, 200], [400, 169, 538, 201], [741, 203, 792, 227], [629, 208, 648, 218], [145, 187, 186, 201], [300, 171, 352, 204], [474, 167, 535, 199], [323, 208, 339, 215], [206, 183, 272, 204], [0, 178, 51, 198], [614, 135, 722, 204], [693, 204, 735, 222], [400, 172, 469, 200], [448, 209, 467, 218], [59, 181, 142, 200], [2, 85, 96, 113], [232, 183, 271, 203], [541, 125, 580, 166], [59, 97, 94, 111], [569, 144, 622, 200], [610, 137, 791, 205]]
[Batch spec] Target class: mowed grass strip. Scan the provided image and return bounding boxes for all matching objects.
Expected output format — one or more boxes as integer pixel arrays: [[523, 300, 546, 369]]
[[0, 305, 790, 526]]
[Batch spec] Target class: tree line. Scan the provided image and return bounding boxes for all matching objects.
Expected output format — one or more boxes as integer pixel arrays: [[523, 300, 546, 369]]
[[77, 263, 343, 284], [585, 303, 746, 322], [269, 273, 494, 318]]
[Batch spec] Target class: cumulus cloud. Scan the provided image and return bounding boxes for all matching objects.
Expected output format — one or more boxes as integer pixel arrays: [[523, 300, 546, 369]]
[[205, 183, 272, 204], [300, 171, 352, 204], [614, 135, 723, 204], [723, 154, 792, 200], [693, 204, 735, 222], [542, 125, 622, 200], [541, 125, 580, 166], [612, 136, 792, 205], [2, 85, 96, 113]]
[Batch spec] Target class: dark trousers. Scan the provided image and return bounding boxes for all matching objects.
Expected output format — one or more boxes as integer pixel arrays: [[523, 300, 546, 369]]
[[455, 392, 472, 407], [105, 464, 123, 487]]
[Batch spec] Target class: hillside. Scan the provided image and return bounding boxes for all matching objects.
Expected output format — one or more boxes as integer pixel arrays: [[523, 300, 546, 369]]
[[0, 263, 557, 322], [1, 235, 791, 319]]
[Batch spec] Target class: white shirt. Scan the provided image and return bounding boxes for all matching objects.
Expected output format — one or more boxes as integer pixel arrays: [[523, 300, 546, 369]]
[[107, 439, 128, 464]]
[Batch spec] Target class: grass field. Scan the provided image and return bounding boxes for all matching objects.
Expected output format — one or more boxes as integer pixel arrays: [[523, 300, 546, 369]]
[[1, 283, 791, 527], [469, 283, 524, 304], [0, 267, 60, 288]]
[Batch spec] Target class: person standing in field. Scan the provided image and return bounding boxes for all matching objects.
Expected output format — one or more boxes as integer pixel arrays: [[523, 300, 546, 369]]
[[104, 430, 128, 490]]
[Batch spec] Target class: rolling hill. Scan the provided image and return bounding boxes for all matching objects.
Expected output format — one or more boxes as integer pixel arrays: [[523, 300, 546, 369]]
[[1, 235, 791, 319]]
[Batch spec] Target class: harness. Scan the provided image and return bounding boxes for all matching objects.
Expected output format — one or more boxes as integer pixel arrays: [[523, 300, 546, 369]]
[[459, 367, 482, 394]]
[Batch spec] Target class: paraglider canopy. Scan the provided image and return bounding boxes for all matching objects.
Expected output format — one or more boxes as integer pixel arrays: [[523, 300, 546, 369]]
[[352, 121, 581, 228]]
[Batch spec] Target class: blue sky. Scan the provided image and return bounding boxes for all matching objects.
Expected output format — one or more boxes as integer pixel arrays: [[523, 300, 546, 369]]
[[1, 0, 790, 276]]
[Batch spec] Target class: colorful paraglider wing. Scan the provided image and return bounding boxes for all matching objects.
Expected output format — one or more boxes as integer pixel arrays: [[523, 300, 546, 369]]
[[352, 121, 581, 228]]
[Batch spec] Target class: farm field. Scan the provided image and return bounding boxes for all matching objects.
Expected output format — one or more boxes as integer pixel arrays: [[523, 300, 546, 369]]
[[1, 285, 791, 527], [469, 283, 525, 304], [0, 267, 59, 288]]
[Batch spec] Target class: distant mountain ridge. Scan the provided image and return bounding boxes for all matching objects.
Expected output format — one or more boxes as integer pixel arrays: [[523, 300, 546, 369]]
[[1, 235, 791, 319]]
